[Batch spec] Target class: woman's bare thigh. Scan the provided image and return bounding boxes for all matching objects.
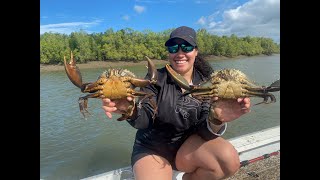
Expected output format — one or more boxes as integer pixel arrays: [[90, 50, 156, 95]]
[[133, 154, 173, 180], [175, 134, 239, 173]]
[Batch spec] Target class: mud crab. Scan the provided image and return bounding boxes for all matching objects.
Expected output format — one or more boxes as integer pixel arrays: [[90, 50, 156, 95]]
[[166, 64, 280, 105], [64, 52, 158, 120]]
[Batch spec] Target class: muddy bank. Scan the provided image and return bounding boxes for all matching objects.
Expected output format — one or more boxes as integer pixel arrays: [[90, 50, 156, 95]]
[[40, 59, 169, 72], [40, 55, 249, 73]]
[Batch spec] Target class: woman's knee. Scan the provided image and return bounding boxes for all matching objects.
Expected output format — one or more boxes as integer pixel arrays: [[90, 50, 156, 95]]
[[176, 135, 240, 178], [218, 144, 240, 177], [175, 134, 204, 172], [204, 144, 240, 179], [200, 137, 240, 178]]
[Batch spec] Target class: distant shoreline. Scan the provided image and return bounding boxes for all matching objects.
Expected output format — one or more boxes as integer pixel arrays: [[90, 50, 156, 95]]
[[39, 55, 255, 73], [40, 59, 169, 72]]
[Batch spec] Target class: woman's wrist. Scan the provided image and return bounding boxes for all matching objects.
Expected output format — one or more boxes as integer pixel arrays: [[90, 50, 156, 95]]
[[207, 108, 227, 136], [208, 107, 224, 125], [207, 119, 227, 136], [209, 117, 223, 125], [208, 115, 226, 129]]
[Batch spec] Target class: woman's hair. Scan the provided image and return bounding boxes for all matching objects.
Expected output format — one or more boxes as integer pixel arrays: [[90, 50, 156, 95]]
[[194, 54, 214, 78]]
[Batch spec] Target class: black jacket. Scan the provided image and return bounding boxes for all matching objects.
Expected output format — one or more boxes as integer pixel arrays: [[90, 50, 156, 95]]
[[127, 66, 219, 147]]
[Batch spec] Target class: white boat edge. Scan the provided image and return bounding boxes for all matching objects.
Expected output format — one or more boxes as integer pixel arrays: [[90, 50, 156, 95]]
[[79, 125, 280, 180]]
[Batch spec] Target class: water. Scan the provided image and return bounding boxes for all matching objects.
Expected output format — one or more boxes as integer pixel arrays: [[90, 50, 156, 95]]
[[40, 54, 280, 179]]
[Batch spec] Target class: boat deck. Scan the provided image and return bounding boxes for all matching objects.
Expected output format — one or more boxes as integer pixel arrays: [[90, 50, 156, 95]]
[[82, 126, 280, 180], [227, 153, 280, 179]]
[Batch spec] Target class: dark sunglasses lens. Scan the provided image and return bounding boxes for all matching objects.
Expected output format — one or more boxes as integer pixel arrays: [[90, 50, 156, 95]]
[[181, 44, 194, 52], [168, 44, 179, 53]]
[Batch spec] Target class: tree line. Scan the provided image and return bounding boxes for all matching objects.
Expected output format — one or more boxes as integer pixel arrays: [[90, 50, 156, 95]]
[[40, 28, 280, 64]]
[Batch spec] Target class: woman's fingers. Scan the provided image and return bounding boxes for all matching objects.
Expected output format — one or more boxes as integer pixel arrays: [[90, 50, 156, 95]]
[[238, 97, 251, 112], [105, 112, 113, 119], [102, 98, 118, 119], [101, 97, 134, 119], [102, 98, 116, 107], [127, 96, 134, 101], [212, 97, 218, 101], [102, 98, 110, 103], [102, 105, 117, 112]]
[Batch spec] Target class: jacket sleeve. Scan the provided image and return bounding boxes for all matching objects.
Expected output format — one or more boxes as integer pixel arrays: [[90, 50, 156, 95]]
[[126, 73, 158, 129]]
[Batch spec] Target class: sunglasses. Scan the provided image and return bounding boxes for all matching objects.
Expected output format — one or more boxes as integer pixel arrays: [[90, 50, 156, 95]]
[[167, 44, 195, 54]]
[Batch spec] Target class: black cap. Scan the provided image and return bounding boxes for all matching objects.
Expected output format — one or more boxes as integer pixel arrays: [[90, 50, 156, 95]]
[[165, 26, 197, 47]]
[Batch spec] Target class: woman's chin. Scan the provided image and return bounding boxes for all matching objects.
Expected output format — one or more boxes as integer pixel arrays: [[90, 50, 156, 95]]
[[175, 68, 188, 75]]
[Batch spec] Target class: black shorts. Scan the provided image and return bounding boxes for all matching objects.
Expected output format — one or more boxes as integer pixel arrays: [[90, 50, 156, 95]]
[[130, 122, 220, 171], [131, 140, 186, 170]]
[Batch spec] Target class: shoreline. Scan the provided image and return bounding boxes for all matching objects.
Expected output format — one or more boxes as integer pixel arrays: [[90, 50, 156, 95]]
[[40, 59, 169, 72], [39, 55, 251, 73]]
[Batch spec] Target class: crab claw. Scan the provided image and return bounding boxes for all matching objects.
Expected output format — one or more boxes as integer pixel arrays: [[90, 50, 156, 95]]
[[266, 79, 280, 92], [254, 93, 277, 105], [145, 56, 158, 84], [129, 56, 158, 87], [64, 51, 83, 89], [165, 64, 192, 90]]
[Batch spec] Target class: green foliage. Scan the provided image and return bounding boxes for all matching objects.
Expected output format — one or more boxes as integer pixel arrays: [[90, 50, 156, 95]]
[[40, 28, 280, 64], [40, 33, 70, 64], [69, 30, 96, 63]]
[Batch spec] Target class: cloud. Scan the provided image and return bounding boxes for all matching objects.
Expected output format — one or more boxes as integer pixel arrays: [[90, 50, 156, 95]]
[[197, 16, 206, 25], [195, 0, 208, 4], [197, 0, 280, 43], [135, 0, 158, 3], [40, 20, 102, 34], [134, 5, 146, 14], [122, 15, 130, 21]]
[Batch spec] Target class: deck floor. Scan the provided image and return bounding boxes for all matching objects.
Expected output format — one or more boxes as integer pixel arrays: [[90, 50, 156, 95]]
[[227, 154, 280, 180]]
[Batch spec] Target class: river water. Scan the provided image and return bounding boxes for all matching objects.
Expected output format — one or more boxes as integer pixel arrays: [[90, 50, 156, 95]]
[[40, 54, 280, 179]]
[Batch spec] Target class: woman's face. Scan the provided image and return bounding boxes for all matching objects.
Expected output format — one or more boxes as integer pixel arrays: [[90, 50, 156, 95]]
[[168, 38, 198, 76]]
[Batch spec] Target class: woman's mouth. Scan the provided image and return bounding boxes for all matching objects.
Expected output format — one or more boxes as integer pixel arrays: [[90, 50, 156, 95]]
[[175, 60, 187, 64]]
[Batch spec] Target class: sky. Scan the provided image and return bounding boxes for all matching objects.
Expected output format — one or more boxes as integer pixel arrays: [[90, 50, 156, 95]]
[[40, 0, 280, 43]]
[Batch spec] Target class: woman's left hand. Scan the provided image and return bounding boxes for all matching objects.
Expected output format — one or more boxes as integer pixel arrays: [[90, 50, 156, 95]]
[[212, 97, 251, 123]]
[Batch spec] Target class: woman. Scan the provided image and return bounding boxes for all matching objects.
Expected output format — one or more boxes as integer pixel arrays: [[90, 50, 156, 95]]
[[102, 26, 251, 180]]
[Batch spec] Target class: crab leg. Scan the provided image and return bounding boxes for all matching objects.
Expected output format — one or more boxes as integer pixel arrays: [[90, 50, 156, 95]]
[[245, 79, 280, 93], [81, 82, 105, 93], [127, 89, 157, 117], [78, 93, 104, 118], [78, 97, 90, 118], [64, 51, 83, 89], [136, 93, 158, 122], [246, 92, 276, 105], [189, 90, 216, 97]]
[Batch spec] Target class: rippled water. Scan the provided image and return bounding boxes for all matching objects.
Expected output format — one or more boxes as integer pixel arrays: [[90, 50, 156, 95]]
[[40, 54, 280, 179]]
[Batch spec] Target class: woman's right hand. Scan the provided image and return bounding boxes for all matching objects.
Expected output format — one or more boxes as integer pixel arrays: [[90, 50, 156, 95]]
[[102, 97, 134, 119]]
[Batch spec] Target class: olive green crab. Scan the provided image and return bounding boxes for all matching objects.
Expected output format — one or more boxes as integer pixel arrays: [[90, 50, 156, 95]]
[[165, 64, 280, 105], [64, 52, 158, 120]]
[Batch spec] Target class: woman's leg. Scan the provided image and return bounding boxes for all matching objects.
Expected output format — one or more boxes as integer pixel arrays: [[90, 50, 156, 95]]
[[175, 134, 240, 180], [133, 154, 173, 180]]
